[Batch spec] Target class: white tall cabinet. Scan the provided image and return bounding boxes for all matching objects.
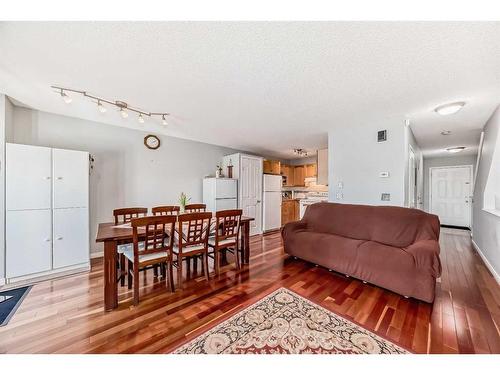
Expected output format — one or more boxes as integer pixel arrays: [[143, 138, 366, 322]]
[[5, 143, 90, 281]]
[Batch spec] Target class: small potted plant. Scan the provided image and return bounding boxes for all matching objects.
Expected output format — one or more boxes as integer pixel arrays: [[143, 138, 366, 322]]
[[179, 192, 191, 213]]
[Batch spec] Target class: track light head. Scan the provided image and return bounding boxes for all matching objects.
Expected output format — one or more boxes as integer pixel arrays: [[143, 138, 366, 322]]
[[97, 100, 106, 113], [60, 89, 72, 104], [120, 108, 128, 118], [138, 114, 145, 124], [162, 115, 168, 126]]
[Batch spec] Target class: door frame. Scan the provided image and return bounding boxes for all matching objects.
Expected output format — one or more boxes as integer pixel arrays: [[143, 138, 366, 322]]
[[429, 164, 473, 227], [407, 145, 417, 208]]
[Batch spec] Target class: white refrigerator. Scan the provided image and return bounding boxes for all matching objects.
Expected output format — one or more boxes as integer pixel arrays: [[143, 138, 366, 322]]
[[263, 174, 282, 232], [203, 178, 238, 212]]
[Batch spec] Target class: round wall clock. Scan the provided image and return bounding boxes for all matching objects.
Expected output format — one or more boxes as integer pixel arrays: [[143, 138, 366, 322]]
[[144, 134, 161, 150]]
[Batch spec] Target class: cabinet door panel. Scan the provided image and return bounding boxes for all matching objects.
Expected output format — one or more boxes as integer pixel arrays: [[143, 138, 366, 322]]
[[6, 210, 52, 278], [53, 208, 89, 269], [6, 143, 52, 210], [53, 149, 89, 208]]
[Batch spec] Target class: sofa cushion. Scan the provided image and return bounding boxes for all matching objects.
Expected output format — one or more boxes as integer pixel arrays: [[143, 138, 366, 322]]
[[303, 202, 439, 248]]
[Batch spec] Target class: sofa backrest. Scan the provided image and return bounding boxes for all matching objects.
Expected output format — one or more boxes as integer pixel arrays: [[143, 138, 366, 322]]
[[302, 202, 440, 248]]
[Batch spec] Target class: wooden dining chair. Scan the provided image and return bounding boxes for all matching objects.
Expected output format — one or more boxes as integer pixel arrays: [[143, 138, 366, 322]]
[[184, 203, 206, 213], [174, 212, 212, 289], [126, 215, 176, 305], [113, 207, 148, 286], [152, 206, 180, 216], [208, 209, 242, 275]]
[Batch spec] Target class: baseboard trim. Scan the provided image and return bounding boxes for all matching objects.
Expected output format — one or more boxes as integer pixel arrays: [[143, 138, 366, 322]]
[[471, 239, 500, 285], [90, 251, 103, 259]]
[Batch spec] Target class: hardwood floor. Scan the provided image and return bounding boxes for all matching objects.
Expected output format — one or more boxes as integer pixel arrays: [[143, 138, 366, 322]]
[[0, 227, 499, 354]]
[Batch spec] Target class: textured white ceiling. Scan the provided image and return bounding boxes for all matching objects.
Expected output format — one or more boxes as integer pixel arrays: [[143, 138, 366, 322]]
[[0, 22, 499, 158]]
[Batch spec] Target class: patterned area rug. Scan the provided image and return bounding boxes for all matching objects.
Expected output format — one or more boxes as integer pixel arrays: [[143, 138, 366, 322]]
[[173, 288, 408, 354]]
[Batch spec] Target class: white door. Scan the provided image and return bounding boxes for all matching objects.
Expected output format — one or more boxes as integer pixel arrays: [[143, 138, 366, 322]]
[[430, 166, 472, 227], [240, 155, 263, 235], [263, 191, 281, 231], [216, 179, 237, 199], [6, 143, 52, 210], [53, 148, 89, 208], [6, 209, 53, 278], [53, 208, 89, 269]]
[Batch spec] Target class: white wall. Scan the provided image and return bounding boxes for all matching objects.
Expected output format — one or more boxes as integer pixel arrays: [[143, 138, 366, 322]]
[[8, 107, 241, 255], [422, 154, 477, 213], [328, 118, 406, 206], [472, 105, 500, 281], [287, 155, 317, 166]]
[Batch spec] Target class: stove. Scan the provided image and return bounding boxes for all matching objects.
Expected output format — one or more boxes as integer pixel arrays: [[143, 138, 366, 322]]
[[299, 191, 329, 218]]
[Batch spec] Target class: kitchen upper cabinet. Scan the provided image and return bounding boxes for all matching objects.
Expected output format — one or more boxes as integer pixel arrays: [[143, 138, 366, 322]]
[[293, 166, 306, 186], [281, 164, 294, 187], [317, 148, 328, 185], [305, 164, 317, 178], [6, 143, 52, 210], [53, 148, 89, 209], [263, 160, 281, 175]]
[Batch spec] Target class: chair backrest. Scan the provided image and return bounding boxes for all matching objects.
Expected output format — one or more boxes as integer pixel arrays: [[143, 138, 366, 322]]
[[177, 212, 212, 250], [113, 207, 148, 224], [131, 215, 176, 259], [185, 203, 206, 213], [152, 205, 180, 216], [214, 209, 242, 245]]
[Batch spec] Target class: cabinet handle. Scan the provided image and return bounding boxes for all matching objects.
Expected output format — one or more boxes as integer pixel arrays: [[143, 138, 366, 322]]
[[45, 176, 51, 180], [44, 238, 51, 242], [57, 177, 63, 180], [56, 237, 63, 240]]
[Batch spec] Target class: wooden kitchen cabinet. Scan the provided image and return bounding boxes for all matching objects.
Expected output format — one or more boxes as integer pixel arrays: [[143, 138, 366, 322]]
[[263, 160, 281, 175], [281, 199, 300, 226], [305, 164, 317, 178], [293, 166, 306, 186], [281, 164, 294, 187]]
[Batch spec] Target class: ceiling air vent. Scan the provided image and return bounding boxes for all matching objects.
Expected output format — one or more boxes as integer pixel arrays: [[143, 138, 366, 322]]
[[377, 130, 387, 142]]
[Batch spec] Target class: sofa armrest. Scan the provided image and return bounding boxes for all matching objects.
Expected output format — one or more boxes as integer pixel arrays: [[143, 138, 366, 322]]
[[281, 220, 308, 241], [404, 240, 442, 278]]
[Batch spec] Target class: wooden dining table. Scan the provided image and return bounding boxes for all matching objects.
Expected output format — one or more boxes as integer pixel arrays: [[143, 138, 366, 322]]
[[95, 215, 254, 311]]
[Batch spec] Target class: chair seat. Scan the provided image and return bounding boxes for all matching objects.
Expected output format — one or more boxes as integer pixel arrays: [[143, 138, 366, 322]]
[[117, 241, 145, 254], [173, 243, 206, 254], [208, 237, 237, 247], [123, 248, 169, 264]]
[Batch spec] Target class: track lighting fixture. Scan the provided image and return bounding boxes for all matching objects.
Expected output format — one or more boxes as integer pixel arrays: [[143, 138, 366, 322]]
[[97, 100, 106, 113], [293, 148, 308, 157], [51, 85, 170, 126], [59, 89, 72, 104]]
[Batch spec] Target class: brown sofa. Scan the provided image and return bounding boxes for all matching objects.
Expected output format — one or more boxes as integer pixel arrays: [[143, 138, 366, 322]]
[[282, 202, 441, 302]]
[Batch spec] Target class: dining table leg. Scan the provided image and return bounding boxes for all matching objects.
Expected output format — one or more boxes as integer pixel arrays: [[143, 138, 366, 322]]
[[241, 221, 250, 264], [104, 240, 118, 311]]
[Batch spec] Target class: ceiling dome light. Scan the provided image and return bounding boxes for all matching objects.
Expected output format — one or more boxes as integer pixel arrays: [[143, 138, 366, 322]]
[[435, 101, 465, 115], [120, 108, 128, 118], [138, 114, 145, 124], [162, 115, 168, 126], [60, 89, 72, 104], [97, 100, 106, 113], [446, 146, 466, 153]]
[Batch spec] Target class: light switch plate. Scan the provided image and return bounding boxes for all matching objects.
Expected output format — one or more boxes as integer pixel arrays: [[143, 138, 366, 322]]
[[381, 193, 391, 201]]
